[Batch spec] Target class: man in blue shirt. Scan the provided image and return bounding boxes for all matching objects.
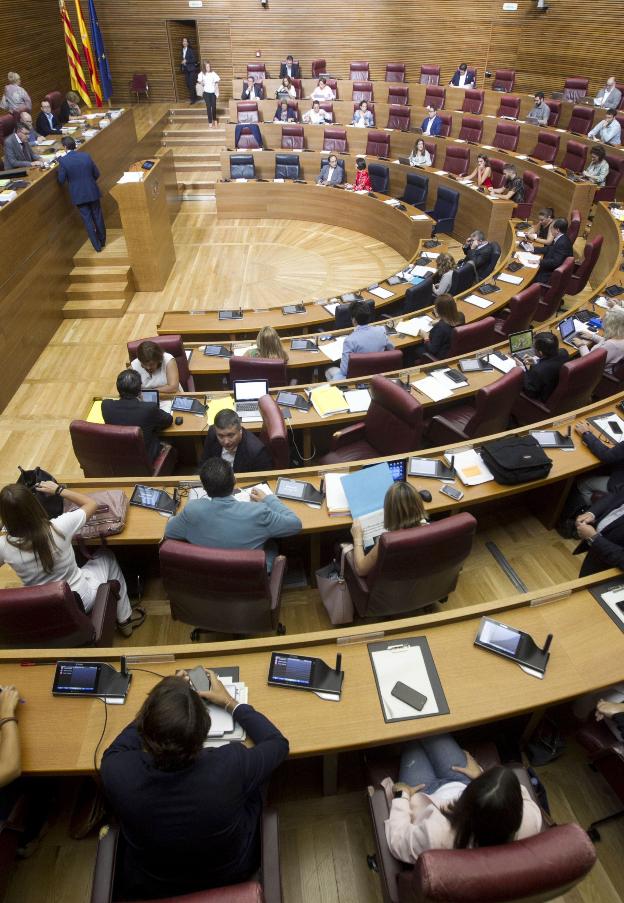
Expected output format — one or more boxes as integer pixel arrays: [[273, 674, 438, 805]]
[[588, 110, 621, 147], [326, 301, 394, 380]]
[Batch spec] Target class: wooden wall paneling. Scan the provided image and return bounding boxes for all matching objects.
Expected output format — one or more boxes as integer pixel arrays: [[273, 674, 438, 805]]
[[166, 19, 200, 102], [196, 17, 233, 104]]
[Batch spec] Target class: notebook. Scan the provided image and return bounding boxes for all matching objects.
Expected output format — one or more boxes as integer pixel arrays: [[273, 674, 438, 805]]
[[309, 384, 349, 417]]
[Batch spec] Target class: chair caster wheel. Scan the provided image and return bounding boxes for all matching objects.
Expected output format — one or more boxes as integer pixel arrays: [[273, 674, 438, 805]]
[[190, 628, 201, 641], [587, 827, 601, 842], [366, 854, 378, 872], [277, 622, 286, 635]]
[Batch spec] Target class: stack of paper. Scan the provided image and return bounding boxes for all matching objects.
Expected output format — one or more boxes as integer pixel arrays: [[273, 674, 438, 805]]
[[410, 264, 437, 277], [395, 315, 433, 337], [410, 214, 429, 221], [232, 345, 253, 356], [0, 191, 17, 205], [189, 482, 273, 503], [324, 473, 350, 516], [203, 678, 248, 747], [464, 294, 493, 309], [369, 286, 394, 299], [487, 353, 518, 374], [344, 388, 371, 413], [498, 272, 524, 285], [411, 375, 453, 401], [310, 384, 349, 417], [117, 171, 144, 184], [443, 449, 494, 485], [206, 395, 235, 425], [431, 369, 468, 391], [515, 252, 540, 269], [324, 301, 339, 315], [384, 198, 401, 207], [318, 336, 345, 362]]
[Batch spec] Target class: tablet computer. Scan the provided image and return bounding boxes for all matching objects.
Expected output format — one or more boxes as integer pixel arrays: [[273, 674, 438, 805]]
[[53, 661, 101, 696], [203, 344, 232, 358], [290, 338, 318, 352], [172, 396, 206, 415], [459, 357, 494, 373], [130, 485, 178, 515], [282, 304, 306, 315], [409, 457, 455, 480], [474, 616, 549, 673], [275, 477, 323, 506], [140, 390, 159, 404], [530, 429, 574, 449], [276, 391, 311, 411], [218, 309, 243, 320], [267, 652, 343, 695]]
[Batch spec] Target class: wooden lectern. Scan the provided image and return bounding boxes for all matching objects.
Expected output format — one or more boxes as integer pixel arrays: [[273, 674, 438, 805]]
[[111, 150, 177, 291]]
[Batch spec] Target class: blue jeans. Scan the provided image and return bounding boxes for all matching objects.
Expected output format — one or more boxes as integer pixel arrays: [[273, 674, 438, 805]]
[[398, 733, 471, 794]]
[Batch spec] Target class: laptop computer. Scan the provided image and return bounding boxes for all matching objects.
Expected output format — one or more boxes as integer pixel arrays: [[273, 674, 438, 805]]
[[559, 316, 583, 346], [233, 379, 269, 420], [508, 328, 534, 361]]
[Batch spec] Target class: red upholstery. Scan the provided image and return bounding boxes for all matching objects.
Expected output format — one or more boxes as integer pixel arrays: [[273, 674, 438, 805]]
[[592, 357, 624, 400], [318, 375, 424, 465], [489, 156, 506, 188], [458, 116, 483, 142], [576, 721, 624, 837], [0, 113, 15, 142], [423, 85, 445, 109], [229, 356, 287, 389], [423, 141, 437, 167], [568, 234, 603, 295], [546, 99, 561, 127], [493, 69, 515, 92], [237, 102, 259, 124], [246, 63, 266, 83], [596, 154, 624, 202], [70, 421, 177, 477], [561, 140, 587, 173], [237, 128, 261, 150], [442, 145, 469, 176], [346, 350, 403, 379], [127, 334, 195, 391], [420, 65, 440, 85], [322, 128, 347, 152], [344, 513, 476, 618], [494, 284, 542, 337], [352, 81, 373, 103], [280, 124, 304, 149], [258, 395, 288, 469], [530, 130, 560, 163], [45, 91, 63, 116], [279, 100, 299, 120], [352, 101, 375, 126], [513, 348, 608, 426], [436, 113, 452, 138], [386, 104, 410, 131], [534, 257, 575, 321], [493, 121, 520, 151], [350, 61, 370, 81], [449, 317, 497, 357], [365, 130, 390, 157], [496, 94, 520, 119], [311, 59, 326, 78], [461, 89, 484, 114], [0, 580, 119, 648], [130, 73, 149, 99], [385, 64, 406, 82], [319, 102, 334, 123], [563, 77, 589, 102], [387, 84, 408, 105], [160, 541, 285, 635], [425, 368, 523, 445], [568, 105, 595, 135], [567, 209, 581, 245], [513, 170, 540, 219], [290, 78, 302, 99]]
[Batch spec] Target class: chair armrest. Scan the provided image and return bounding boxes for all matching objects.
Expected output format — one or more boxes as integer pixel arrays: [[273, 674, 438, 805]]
[[425, 414, 469, 446], [512, 392, 550, 426], [261, 806, 282, 903], [90, 581, 120, 647], [416, 352, 437, 364], [268, 556, 287, 612], [89, 824, 119, 903], [329, 422, 366, 450], [367, 787, 410, 902]]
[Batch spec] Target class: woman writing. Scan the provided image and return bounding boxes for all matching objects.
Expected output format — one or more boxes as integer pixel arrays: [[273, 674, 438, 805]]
[[197, 61, 220, 127], [467, 154, 492, 188], [276, 77, 296, 99], [432, 253, 456, 297], [352, 100, 374, 128], [583, 145, 609, 186], [351, 483, 428, 577], [574, 307, 624, 372], [346, 157, 372, 192], [244, 326, 289, 362], [419, 294, 466, 360], [131, 341, 181, 394], [409, 138, 432, 168]]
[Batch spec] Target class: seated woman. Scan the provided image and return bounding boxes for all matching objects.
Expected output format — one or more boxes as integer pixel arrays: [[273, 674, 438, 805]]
[[0, 481, 141, 636], [583, 145, 610, 186], [527, 207, 555, 244], [60, 91, 81, 121], [352, 100, 374, 128], [131, 340, 181, 393], [490, 164, 524, 203], [311, 78, 335, 102], [351, 482, 428, 577], [573, 307, 624, 373], [419, 294, 466, 360], [384, 732, 542, 863], [467, 153, 492, 188], [409, 138, 432, 168], [273, 100, 296, 122], [432, 253, 456, 297], [276, 76, 296, 99], [346, 157, 372, 192], [244, 325, 289, 362]]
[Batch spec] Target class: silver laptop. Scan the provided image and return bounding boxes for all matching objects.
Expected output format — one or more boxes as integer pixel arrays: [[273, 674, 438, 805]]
[[233, 379, 269, 420]]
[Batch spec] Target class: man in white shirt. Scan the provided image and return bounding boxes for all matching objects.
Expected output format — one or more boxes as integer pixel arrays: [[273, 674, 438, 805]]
[[421, 105, 441, 137], [594, 77, 622, 110], [588, 110, 621, 147], [303, 101, 330, 125], [311, 79, 334, 102], [449, 63, 475, 88], [526, 92, 550, 126]]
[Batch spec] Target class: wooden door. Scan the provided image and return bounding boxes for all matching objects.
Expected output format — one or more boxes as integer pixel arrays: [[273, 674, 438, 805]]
[[167, 20, 200, 102]]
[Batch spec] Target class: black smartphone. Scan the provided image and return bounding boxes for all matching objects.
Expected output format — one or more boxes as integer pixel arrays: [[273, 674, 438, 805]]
[[187, 666, 211, 694], [609, 420, 623, 435], [440, 484, 464, 501], [616, 601, 624, 614], [391, 681, 427, 711]]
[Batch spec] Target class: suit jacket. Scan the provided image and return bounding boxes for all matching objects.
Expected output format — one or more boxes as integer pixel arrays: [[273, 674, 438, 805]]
[[241, 83, 264, 100], [101, 397, 173, 464], [317, 162, 345, 185], [279, 62, 301, 79], [421, 115, 441, 137], [35, 111, 61, 136], [57, 150, 100, 205], [581, 430, 624, 493], [534, 234, 574, 284], [200, 426, 273, 472], [274, 105, 297, 122], [463, 242, 494, 280], [3, 133, 39, 169], [450, 69, 475, 88], [523, 349, 569, 402], [181, 45, 196, 73], [575, 489, 624, 576]]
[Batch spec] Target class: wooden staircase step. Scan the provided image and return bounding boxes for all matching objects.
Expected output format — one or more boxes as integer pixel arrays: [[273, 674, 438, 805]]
[[62, 296, 131, 319], [163, 136, 226, 146], [69, 265, 132, 283], [65, 281, 133, 301]]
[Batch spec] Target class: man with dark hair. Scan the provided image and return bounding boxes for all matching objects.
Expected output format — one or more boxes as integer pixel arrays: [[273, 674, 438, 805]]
[[588, 109, 621, 147], [326, 301, 393, 380], [35, 99, 62, 136], [526, 91, 549, 126], [181, 37, 198, 104], [164, 458, 301, 568], [241, 74, 264, 100], [279, 55, 300, 79], [518, 332, 568, 402], [57, 135, 106, 251], [102, 369, 173, 463], [461, 230, 493, 280], [531, 218, 574, 285], [200, 408, 273, 472]]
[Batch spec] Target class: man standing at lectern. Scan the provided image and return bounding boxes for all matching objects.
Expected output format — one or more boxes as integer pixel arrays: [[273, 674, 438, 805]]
[[57, 136, 106, 252]]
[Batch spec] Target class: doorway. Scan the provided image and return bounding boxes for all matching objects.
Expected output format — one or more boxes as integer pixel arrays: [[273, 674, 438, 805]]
[[166, 19, 201, 102]]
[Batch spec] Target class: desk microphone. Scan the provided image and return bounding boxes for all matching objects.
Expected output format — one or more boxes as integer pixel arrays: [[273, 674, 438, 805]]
[[542, 634, 553, 656], [335, 653, 342, 673], [120, 655, 128, 678]]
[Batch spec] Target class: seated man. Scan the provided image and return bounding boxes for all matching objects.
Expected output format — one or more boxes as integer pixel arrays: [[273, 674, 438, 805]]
[[326, 301, 393, 380], [302, 100, 330, 124], [526, 92, 550, 126], [164, 458, 302, 570], [594, 76, 622, 109], [531, 217, 574, 285], [241, 76, 263, 100], [3, 124, 44, 170], [449, 63, 475, 88], [18, 111, 38, 144], [461, 230, 493, 280], [490, 163, 524, 203], [102, 369, 173, 465], [588, 109, 621, 147], [518, 331, 568, 403], [279, 55, 300, 79], [317, 153, 344, 186], [421, 105, 442, 137], [575, 488, 624, 576], [35, 99, 62, 136], [201, 408, 273, 472]]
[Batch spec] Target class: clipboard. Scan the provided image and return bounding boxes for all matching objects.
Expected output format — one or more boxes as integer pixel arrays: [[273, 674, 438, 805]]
[[368, 637, 449, 723], [589, 577, 624, 634]]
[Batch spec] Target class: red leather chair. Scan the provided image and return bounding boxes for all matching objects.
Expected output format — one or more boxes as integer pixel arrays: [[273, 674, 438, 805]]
[[442, 145, 469, 176], [130, 73, 149, 102], [352, 81, 373, 104], [568, 106, 595, 135], [423, 85, 445, 109], [512, 348, 608, 426], [496, 94, 520, 119], [346, 350, 403, 379], [425, 368, 524, 445], [385, 63, 406, 82], [489, 156, 506, 188], [323, 128, 347, 152], [365, 130, 390, 157], [0, 114, 15, 151], [563, 77, 589, 102], [493, 121, 520, 151], [466, 67, 478, 87], [350, 61, 370, 81], [236, 128, 261, 150], [494, 284, 542, 337], [458, 116, 483, 143], [461, 89, 484, 114], [436, 112, 452, 138], [577, 720, 624, 841], [229, 356, 287, 389], [237, 102, 259, 124], [127, 334, 195, 391], [291, 78, 302, 99], [534, 257, 575, 321], [160, 541, 286, 636], [277, 100, 299, 121], [318, 376, 424, 465], [70, 421, 178, 477], [311, 59, 326, 78], [0, 580, 119, 648], [387, 84, 408, 105], [423, 140, 437, 167], [258, 395, 288, 469], [493, 69, 516, 92], [319, 102, 334, 123], [449, 317, 497, 356], [546, 99, 561, 127], [596, 155, 624, 202], [280, 124, 304, 150], [45, 90, 63, 118], [352, 101, 375, 126], [343, 513, 477, 618], [593, 357, 624, 401], [568, 234, 603, 295], [530, 130, 560, 163], [513, 170, 540, 219], [90, 809, 283, 903], [246, 63, 266, 83], [560, 140, 587, 173], [567, 209, 582, 245], [386, 104, 410, 131], [420, 65, 440, 85], [327, 78, 339, 98]]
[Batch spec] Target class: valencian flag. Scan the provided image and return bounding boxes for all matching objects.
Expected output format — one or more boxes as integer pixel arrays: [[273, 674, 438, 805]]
[[88, 0, 113, 102], [74, 0, 103, 107], [59, 0, 91, 107]]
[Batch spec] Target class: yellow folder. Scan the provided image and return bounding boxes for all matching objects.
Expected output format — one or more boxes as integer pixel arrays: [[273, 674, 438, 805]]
[[86, 400, 104, 424], [206, 396, 235, 426], [310, 384, 349, 418]]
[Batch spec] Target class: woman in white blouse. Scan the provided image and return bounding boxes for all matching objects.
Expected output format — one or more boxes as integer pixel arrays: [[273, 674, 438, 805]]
[[197, 62, 220, 126], [311, 78, 334, 102], [409, 138, 432, 168], [131, 341, 181, 393], [1, 72, 31, 112], [583, 145, 610, 186]]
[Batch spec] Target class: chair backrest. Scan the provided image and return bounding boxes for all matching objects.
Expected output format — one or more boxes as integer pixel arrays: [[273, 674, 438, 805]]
[[237, 101, 259, 123], [466, 67, 477, 86], [563, 76, 589, 102], [352, 81, 373, 104], [449, 317, 496, 356], [127, 334, 193, 391], [311, 59, 326, 78], [489, 156, 506, 188], [402, 171, 429, 208], [493, 69, 516, 92], [287, 77, 301, 99], [546, 99, 561, 126], [535, 257, 575, 321], [387, 84, 408, 104], [363, 375, 424, 455], [561, 140, 587, 173], [230, 153, 256, 180], [284, 99, 299, 119], [322, 128, 347, 152], [424, 85, 445, 109], [431, 185, 459, 225], [461, 89, 484, 114], [496, 94, 521, 118], [547, 348, 608, 415], [319, 157, 346, 178], [442, 145, 470, 177], [45, 91, 63, 115], [274, 153, 300, 180], [130, 73, 148, 93], [237, 128, 260, 150], [365, 131, 390, 157], [569, 234, 603, 295], [568, 105, 594, 135], [463, 368, 524, 438], [352, 101, 375, 126], [346, 350, 403, 379], [335, 298, 374, 329], [280, 124, 304, 149], [229, 355, 287, 388], [531, 130, 560, 162], [0, 113, 15, 140], [403, 276, 434, 314], [497, 284, 542, 336], [319, 102, 334, 122], [481, 241, 501, 279], [70, 420, 153, 477], [493, 121, 520, 151], [385, 63, 406, 82], [596, 154, 624, 202], [326, 78, 338, 98], [160, 541, 280, 634], [567, 209, 582, 245], [420, 65, 441, 85], [450, 261, 477, 295], [368, 162, 389, 193], [0, 581, 96, 648], [423, 140, 437, 166], [258, 395, 288, 469], [350, 61, 370, 81], [386, 104, 410, 130], [513, 170, 540, 219], [246, 63, 266, 82], [437, 112, 452, 137], [458, 116, 483, 143]]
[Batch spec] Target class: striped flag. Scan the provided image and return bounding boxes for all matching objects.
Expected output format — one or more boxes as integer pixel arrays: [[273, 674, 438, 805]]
[[74, 0, 103, 107], [88, 0, 112, 102], [58, 0, 91, 107]]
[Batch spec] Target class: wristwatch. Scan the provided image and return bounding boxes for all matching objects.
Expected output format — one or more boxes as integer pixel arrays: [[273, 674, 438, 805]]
[[394, 789, 409, 800]]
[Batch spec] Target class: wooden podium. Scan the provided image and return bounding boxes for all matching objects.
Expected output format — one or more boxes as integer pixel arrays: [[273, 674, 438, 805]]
[[111, 150, 177, 291]]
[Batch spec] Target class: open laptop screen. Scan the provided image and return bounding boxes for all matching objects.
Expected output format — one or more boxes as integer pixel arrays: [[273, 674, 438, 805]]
[[558, 317, 576, 341], [234, 380, 269, 402], [508, 329, 533, 355]]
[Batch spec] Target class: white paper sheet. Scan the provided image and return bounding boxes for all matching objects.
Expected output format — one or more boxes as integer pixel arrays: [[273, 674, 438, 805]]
[[370, 645, 440, 719], [411, 375, 453, 401], [487, 353, 518, 373], [431, 368, 469, 390], [395, 315, 433, 337], [497, 272, 524, 285], [443, 448, 495, 486], [592, 415, 624, 444], [410, 214, 429, 221], [319, 336, 345, 362], [325, 473, 350, 515], [369, 286, 394, 299], [344, 389, 372, 413], [464, 294, 493, 309]]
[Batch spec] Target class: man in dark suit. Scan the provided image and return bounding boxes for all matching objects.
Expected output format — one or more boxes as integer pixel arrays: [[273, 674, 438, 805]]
[[532, 218, 574, 285], [3, 125, 44, 170], [241, 76, 264, 100], [57, 136, 106, 251], [102, 370, 173, 464], [420, 105, 442, 137], [201, 408, 273, 472], [519, 332, 569, 402], [35, 99, 62, 136], [462, 230, 494, 280], [279, 55, 300, 79], [575, 489, 624, 576], [181, 37, 198, 103]]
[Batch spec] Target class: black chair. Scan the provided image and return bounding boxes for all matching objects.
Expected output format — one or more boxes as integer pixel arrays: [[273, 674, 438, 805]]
[[335, 298, 374, 329], [426, 186, 459, 235], [403, 276, 434, 314], [400, 172, 428, 209], [229, 154, 256, 179], [480, 241, 501, 279], [368, 163, 389, 193], [450, 261, 477, 296], [274, 153, 300, 179]]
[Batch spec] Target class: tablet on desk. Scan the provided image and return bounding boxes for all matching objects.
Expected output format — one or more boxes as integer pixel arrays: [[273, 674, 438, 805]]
[[218, 309, 243, 320], [130, 485, 178, 515], [172, 396, 206, 415], [140, 390, 159, 404], [53, 661, 101, 696], [267, 652, 343, 695]]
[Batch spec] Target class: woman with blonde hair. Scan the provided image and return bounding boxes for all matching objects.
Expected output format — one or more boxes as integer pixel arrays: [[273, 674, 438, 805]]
[[350, 482, 428, 577], [245, 326, 289, 362], [432, 253, 456, 297], [575, 307, 624, 372], [1, 72, 31, 112]]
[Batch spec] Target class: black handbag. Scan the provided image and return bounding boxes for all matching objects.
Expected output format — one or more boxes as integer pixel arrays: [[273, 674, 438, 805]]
[[480, 436, 552, 485], [17, 466, 63, 518]]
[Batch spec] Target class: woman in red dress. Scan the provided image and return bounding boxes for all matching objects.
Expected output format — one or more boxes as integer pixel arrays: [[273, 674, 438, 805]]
[[467, 153, 493, 189], [348, 157, 372, 191]]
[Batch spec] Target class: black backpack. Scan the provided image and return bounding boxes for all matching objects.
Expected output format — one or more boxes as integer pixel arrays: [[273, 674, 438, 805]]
[[480, 436, 552, 485], [17, 466, 63, 519]]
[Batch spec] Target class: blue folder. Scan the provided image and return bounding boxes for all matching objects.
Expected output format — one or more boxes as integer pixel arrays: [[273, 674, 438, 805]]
[[341, 463, 394, 519]]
